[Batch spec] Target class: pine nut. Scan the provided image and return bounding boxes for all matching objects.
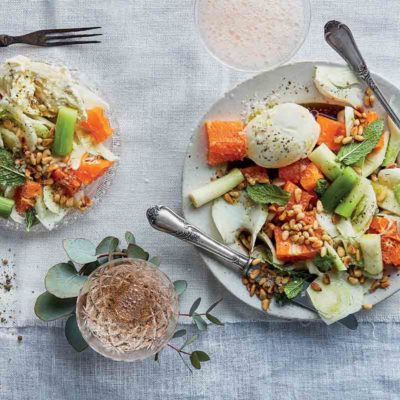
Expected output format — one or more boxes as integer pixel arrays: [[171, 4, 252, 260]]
[[348, 276, 359, 285], [358, 126, 364, 135], [296, 212, 305, 221], [322, 273, 331, 285], [342, 136, 353, 145], [223, 193, 234, 204], [249, 269, 260, 280], [53, 193, 61, 202], [364, 95, 371, 107], [312, 240, 323, 249], [303, 231, 310, 239], [297, 236, 305, 245], [30, 154, 37, 165], [311, 282, 322, 292], [278, 212, 287, 221], [259, 288, 267, 300], [369, 95, 375, 106], [321, 234, 331, 242], [291, 234, 300, 243], [287, 210, 295, 217], [262, 299, 270, 311], [252, 258, 262, 266], [66, 198, 74, 208], [337, 246, 345, 257], [320, 246, 327, 257], [250, 284, 256, 297], [353, 268, 363, 278], [316, 200, 323, 213], [362, 304, 373, 310], [259, 277, 267, 286], [354, 135, 365, 142], [282, 230, 290, 241], [334, 135, 344, 144], [313, 220, 319, 230]]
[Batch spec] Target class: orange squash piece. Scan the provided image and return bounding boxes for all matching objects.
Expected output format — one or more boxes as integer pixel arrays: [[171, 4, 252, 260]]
[[274, 227, 319, 262], [205, 121, 247, 166], [284, 181, 315, 211], [278, 159, 310, 184], [72, 154, 114, 185], [52, 169, 82, 195], [79, 107, 114, 143], [316, 115, 346, 152], [365, 111, 379, 124], [300, 163, 324, 192], [15, 181, 42, 213]]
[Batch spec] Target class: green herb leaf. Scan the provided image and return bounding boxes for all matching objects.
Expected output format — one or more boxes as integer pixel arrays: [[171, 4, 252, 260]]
[[65, 314, 88, 352], [274, 292, 290, 306], [337, 119, 384, 165], [149, 256, 161, 267], [127, 243, 149, 260], [172, 329, 187, 339], [125, 231, 135, 245], [45, 262, 88, 298], [34, 291, 76, 321], [206, 298, 223, 314], [283, 278, 305, 299], [246, 183, 290, 206], [25, 208, 38, 231], [95, 236, 119, 255], [190, 352, 201, 369], [189, 297, 201, 316], [314, 179, 329, 197], [180, 334, 198, 350], [193, 314, 207, 331], [63, 239, 97, 264], [206, 314, 223, 325], [313, 254, 336, 272], [194, 351, 210, 362], [0, 148, 25, 187], [173, 280, 187, 296]]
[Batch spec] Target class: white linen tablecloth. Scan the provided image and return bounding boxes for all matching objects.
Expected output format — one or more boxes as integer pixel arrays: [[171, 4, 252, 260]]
[[1, 1, 400, 398]]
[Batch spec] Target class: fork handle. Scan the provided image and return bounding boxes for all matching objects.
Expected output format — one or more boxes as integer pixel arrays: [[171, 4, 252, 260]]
[[0, 35, 16, 47], [146, 205, 252, 272], [324, 20, 400, 129]]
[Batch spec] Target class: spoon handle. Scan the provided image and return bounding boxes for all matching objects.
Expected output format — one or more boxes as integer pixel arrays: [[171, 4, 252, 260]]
[[324, 20, 400, 129], [146, 205, 252, 272]]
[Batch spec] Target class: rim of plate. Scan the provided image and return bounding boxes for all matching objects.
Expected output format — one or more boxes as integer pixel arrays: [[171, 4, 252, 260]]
[[182, 60, 400, 321], [0, 57, 120, 234]]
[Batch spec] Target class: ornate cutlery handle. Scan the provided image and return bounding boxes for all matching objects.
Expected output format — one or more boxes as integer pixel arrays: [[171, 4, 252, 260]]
[[324, 20, 400, 129], [146, 205, 252, 271]]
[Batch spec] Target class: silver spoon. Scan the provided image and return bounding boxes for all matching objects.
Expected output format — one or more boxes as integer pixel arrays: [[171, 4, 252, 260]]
[[324, 20, 400, 130], [146, 205, 358, 330]]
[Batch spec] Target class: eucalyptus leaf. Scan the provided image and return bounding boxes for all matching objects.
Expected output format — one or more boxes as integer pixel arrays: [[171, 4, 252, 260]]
[[173, 280, 187, 296], [189, 297, 201, 317], [127, 243, 149, 261], [95, 236, 119, 255], [206, 314, 223, 325], [172, 329, 187, 339], [34, 292, 76, 321], [190, 352, 201, 370], [45, 263, 88, 299], [65, 314, 88, 352], [80, 260, 100, 276], [125, 231, 135, 245], [149, 256, 161, 267], [194, 351, 210, 362], [206, 298, 223, 314], [63, 239, 97, 264], [193, 315, 207, 331], [180, 334, 198, 350]]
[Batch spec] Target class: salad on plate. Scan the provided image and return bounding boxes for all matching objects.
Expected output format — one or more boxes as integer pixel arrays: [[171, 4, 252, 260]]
[[188, 64, 400, 324], [0, 56, 117, 231]]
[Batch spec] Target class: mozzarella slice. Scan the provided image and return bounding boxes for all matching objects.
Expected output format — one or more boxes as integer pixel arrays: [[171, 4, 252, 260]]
[[245, 103, 320, 168]]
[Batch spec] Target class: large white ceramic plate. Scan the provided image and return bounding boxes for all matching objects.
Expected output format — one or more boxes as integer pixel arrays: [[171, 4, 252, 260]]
[[182, 61, 400, 321]]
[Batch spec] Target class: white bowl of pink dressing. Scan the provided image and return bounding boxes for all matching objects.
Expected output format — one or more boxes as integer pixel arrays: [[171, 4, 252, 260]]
[[194, 0, 311, 72]]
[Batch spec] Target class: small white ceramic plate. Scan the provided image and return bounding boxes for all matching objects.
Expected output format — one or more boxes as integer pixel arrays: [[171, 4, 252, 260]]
[[182, 61, 400, 321]]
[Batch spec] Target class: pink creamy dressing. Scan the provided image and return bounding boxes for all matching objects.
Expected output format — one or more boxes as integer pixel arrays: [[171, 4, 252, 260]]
[[196, 0, 306, 71]]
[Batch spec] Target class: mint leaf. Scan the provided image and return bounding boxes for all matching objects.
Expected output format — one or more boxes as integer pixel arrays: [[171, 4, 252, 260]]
[[0, 148, 25, 187], [314, 179, 329, 197], [246, 184, 290, 206], [25, 208, 38, 231], [337, 119, 384, 165], [283, 278, 305, 299], [313, 254, 336, 272]]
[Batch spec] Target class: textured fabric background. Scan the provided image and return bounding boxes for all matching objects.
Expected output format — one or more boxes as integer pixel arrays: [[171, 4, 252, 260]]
[[1, 0, 400, 398]]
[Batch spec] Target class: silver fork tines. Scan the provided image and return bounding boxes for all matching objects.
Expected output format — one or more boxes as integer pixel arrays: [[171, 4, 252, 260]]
[[0, 26, 102, 47]]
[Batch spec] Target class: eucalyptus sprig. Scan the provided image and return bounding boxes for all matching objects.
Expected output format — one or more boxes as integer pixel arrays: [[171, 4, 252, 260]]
[[34, 231, 224, 372]]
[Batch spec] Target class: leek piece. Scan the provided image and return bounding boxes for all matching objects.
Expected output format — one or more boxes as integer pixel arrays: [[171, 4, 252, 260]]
[[0, 196, 14, 218], [321, 167, 359, 212], [189, 168, 244, 208], [309, 144, 343, 181], [335, 178, 367, 218], [52, 106, 77, 156]]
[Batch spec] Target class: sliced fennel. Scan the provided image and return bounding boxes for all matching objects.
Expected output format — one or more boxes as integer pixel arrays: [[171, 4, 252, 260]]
[[10, 206, 24, 224], [336, 218, 358, 238], [307, 273, 364, 324], [372, 181, 400, 216], [306, 260, 324, 277], [325, 243, 347, 271], [211, 192, 267, 249], [43, 186, 62, 214], [351, 178, 378, 234], [0, 127, 20, 152], [35, 195, 67, 231], [358, 234, 383, 278], [378, 168, 400, 188], [189, 168, 244, 208], [361, 129, 389, 177], [313, 65, 363, 107], [257, 230, 282, 265], [383, 116, 400, 166], [316, 212, 339, 238], [344, 106, 354, 137]]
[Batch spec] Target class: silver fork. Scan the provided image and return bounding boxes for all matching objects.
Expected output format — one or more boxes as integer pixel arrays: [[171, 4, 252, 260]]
[[324, 20, 400, 130], [0, 27, 102, 47]]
